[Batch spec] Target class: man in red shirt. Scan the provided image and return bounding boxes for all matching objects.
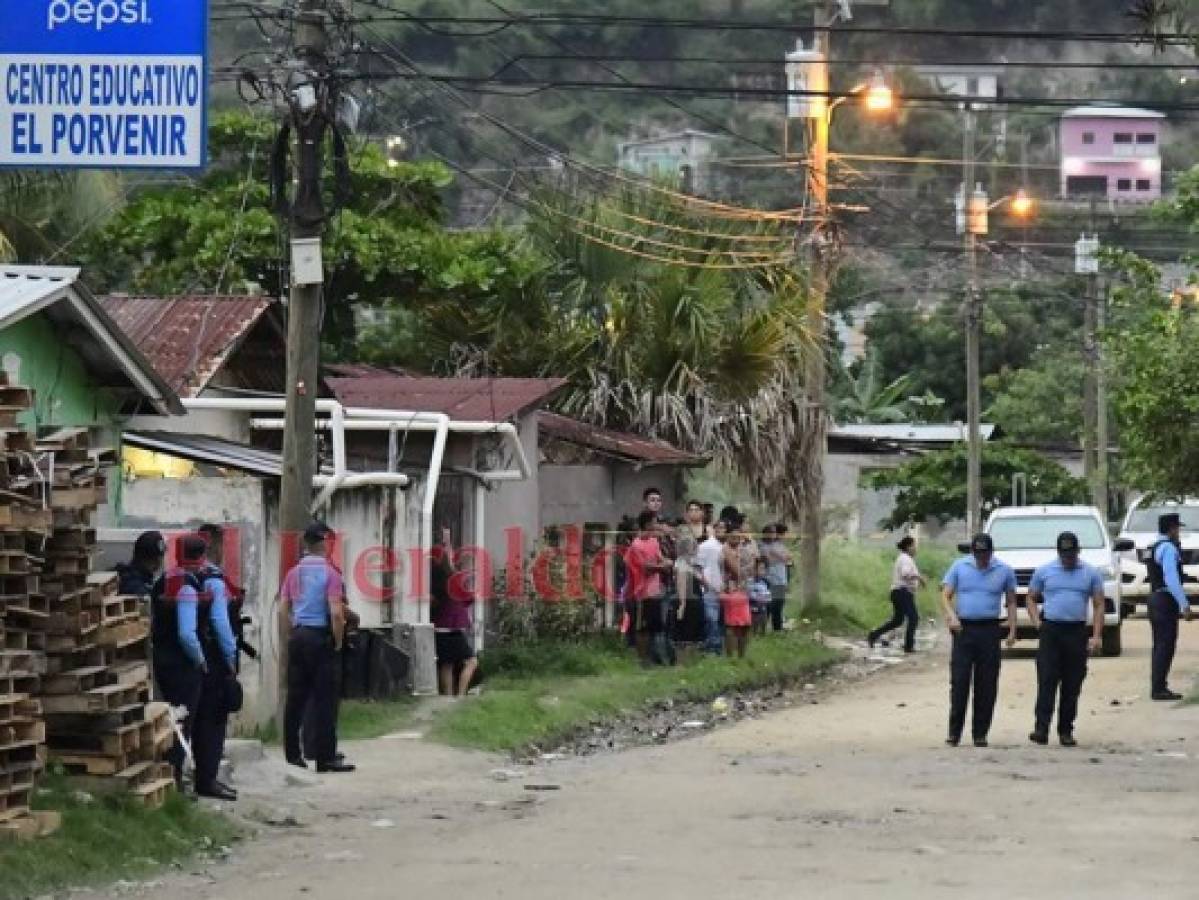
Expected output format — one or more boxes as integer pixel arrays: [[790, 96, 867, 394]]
[[627, 511, 673, 665]]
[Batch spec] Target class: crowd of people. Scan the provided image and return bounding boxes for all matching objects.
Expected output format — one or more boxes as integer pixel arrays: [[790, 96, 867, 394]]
[[617, 488, 793, 663]]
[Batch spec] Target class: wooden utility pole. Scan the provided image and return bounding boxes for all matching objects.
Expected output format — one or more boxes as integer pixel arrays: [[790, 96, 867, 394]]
[[280, 0, 329, 543], [796, 0, 889, 609], [278, 0, 332, 705], [963, 107, 982, 535]]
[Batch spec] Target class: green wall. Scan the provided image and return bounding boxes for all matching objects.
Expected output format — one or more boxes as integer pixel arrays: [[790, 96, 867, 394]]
[[0, 313, 126, 513], [0, 315, 123, 430]]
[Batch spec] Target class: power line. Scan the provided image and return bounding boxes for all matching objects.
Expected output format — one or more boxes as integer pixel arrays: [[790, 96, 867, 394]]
[[342, 5, 1198, 46]]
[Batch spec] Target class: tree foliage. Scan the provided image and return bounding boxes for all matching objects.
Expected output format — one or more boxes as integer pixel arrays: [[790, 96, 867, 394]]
[[831, 351, 916, 424], [1105, 251, 1199, 495], [866, 443, 1089, 530], [984, 350, 1085, 445], [79, 112, 541, 358]]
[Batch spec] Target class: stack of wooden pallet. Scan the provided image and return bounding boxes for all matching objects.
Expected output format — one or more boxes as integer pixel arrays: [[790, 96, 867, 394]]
[[33, 429, 175, 809], [0, 377, 55, 840]]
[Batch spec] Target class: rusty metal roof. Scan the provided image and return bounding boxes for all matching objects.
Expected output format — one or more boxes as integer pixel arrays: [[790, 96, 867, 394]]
[[539, 412, 708, 467], [99, 294, 277, 397], [327, 375, 567, 422]]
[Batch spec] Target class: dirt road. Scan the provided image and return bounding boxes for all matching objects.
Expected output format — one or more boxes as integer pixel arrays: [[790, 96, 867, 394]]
[[134, 619, 1199, 900]]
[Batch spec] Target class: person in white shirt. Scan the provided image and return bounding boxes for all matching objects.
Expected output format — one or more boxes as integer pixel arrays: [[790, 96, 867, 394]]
[[695, 521, 727, 654], [868, 536, 927, 653]]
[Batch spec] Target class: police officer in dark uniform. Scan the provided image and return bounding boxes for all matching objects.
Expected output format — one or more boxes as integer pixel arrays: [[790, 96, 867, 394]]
[[151, 535, 209, 793], [940, 533, 1018, 747], [192, 528, 240, 802], [280, 523, 354, 773], [1026, 532, 1105, 747], [116, 530, 166, 597], [1146, 513, 1193, 701]]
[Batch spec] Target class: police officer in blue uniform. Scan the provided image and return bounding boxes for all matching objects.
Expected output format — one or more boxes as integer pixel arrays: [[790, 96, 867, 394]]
[[1026, 532, 1104, 747], [940, 533, 1018, 747], [1146, 513, 1193, 701]]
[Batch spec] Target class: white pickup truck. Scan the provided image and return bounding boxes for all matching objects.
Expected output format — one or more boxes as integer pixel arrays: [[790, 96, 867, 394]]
[[1115, 497, 1199, 613], [971, 505, 1132, 656]]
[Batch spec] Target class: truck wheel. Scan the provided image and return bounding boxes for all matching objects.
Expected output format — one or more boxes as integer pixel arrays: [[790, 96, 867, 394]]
[[1102, 625, 1122, 657]]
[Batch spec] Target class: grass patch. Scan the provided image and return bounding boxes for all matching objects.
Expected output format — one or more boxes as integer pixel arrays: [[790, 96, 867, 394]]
[[0, 772, 239, 900], [815, 538, 956, 631], [429, 631, 839, 752], [337, 697, 418, 741]]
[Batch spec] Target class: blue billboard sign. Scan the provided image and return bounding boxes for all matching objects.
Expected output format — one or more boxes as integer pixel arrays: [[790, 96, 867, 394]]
[[0, 0, 208, 168]]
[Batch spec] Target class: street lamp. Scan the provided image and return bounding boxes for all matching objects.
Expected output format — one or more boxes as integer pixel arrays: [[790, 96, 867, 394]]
[[786, 32, 896, 609]]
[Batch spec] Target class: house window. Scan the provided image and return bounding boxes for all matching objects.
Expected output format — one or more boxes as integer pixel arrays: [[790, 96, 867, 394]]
[[1117, 179, 1132, 191], [966, 77, 979, 95], [1136, 133, 1157, 145], [1136, 179, 1152, 191], [1081, 132, 1095, 145]]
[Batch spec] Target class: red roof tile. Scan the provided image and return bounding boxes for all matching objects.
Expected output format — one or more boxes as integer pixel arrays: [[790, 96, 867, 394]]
[[99, 295, 277, 397], [326, 375, 567, 422], [539, 412, 708, 467]]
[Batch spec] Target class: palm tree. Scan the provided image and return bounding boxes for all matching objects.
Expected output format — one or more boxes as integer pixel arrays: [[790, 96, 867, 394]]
[[413, 180, 821, 522], [831, 351, 915, 424], [0, 171, 123, 263]]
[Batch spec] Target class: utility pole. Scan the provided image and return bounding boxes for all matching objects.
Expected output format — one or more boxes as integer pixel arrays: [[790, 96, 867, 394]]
[[1077, 227, 1106, 518], [962, 107, 982, 536], [798, 2, 832, 612], [278, 0, 334, 705], [280, 0, 330, 543], [1095, 275, 1109, 521]]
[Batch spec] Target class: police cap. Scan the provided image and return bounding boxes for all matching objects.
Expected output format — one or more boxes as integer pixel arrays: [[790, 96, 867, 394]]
[[1056, 531, 1080, 553], [178, 534, 207, 562], [303, 521, 333, 546], [133, 530, 166, 561], [970, 533, 994, 554], [1159, 512, 1182, 534]]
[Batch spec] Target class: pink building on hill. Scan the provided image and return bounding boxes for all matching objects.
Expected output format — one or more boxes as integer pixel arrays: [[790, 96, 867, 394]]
[[1060, 106, 1166, 202]]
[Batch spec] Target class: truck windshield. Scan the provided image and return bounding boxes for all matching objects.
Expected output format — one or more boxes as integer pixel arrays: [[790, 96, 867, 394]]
[[989, 517, 1106, 550], [1126, 505, 1199, 532]]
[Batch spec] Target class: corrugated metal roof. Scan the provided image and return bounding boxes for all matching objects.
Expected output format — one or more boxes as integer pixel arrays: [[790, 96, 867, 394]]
[[1061, 106, 1166, 120], [831, 423, 996, 443], [124, 430, 338, 479], [327, 375, 567, 422], [100, 294, 276, 397], [0, 265, 77, 324], [0, 266, 182, 415], [539, 412, 708, 467]]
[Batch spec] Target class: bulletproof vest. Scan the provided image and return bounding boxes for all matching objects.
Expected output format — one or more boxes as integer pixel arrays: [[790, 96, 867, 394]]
[[1147, 538, 1185, 593], [150, 567, 213, 663]]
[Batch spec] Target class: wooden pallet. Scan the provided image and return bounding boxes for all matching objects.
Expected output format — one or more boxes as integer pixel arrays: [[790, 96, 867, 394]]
[[0, 650, 42, 676], [41, 665, 109, 695], [95, 619, 149, 650], [40, 681, 147, 715], [0, 810, 61, 842], [0, 695, 40, 723], [53, 741, 157, 777], [45, 610, 98, 638], [0, 673, 39, 696], [87, 572, 120, 598], [105, 661, 149, 689], [131, 777, 174, 810], [66, 760, 173, 797], [47, 527, 96, 551], [0, 718, 44, 748], [45, 701, 146, 736]]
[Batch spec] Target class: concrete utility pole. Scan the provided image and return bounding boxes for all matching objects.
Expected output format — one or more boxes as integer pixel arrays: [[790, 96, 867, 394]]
[[962, 107, 982, 536], [280, 0, 331, 543], [1076, 226, 1106, 519], [798, 2, 832, 612]]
